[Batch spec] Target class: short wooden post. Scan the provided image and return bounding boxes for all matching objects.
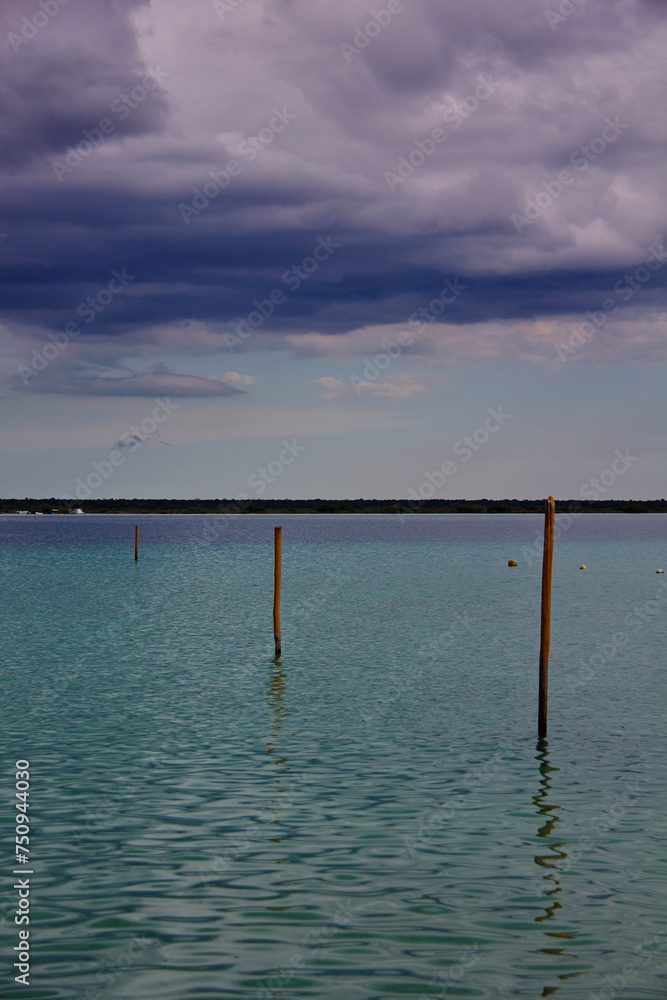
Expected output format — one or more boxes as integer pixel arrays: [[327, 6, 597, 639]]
[[134, 524, 139, 561], [538, 497, 555, 737], [273, 526, 282, 658]]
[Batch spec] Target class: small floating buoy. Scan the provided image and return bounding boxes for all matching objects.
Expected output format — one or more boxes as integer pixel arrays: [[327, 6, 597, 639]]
[[580, 564, 587, 570], [657, 569, 664, 574], [508, 559, 517, 567]]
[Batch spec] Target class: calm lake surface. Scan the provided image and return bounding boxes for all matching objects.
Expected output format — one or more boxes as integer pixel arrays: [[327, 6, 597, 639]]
[[2, 514, 666, 999]]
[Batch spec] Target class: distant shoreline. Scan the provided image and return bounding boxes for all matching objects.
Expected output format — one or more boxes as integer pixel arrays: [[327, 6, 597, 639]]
[[2, 499, 666, 515]]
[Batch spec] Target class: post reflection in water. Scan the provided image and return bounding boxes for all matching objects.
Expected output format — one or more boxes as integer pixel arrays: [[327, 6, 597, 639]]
[[264, 662, 293, 847], [532, 737, 581, 997]]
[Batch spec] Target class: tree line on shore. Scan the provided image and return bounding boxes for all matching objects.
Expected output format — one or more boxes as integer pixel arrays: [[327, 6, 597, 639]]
[[1, 498, 666, 514]]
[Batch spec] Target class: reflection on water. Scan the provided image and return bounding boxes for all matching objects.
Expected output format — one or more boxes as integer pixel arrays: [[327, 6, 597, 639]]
[[533, 738, 582, 996], [2, 515, 667, 998], [265, 662, 292, 834], [533, 737, 566, 924]]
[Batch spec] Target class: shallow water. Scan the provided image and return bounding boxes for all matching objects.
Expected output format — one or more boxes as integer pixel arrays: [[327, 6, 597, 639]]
[[2, 514, 666, 998]]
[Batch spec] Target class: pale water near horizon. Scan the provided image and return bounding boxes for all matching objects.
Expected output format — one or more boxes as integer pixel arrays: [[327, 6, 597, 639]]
[[1, 514, 666, 999]]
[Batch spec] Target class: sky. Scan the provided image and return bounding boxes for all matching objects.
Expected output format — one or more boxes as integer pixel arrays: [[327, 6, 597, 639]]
[[1, 0, 665, 502]]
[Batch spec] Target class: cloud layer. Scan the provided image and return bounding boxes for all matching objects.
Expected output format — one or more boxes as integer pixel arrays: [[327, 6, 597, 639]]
[[1, 0, 666, 394]]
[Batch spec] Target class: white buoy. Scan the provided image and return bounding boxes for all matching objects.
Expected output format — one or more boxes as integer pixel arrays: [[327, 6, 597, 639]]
[[657, 569, 664, 574]]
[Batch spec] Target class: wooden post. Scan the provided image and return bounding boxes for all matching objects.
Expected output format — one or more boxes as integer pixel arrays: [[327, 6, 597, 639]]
[[273, 526, 282, 658], [134, 524, 139, 562], [538, 497, 555, 737]]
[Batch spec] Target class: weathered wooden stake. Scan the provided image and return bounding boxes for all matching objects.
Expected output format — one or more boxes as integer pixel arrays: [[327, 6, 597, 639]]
[[538, 497, 555, 737], [135, 524, 139, 561], [273, 526, 282, 658]]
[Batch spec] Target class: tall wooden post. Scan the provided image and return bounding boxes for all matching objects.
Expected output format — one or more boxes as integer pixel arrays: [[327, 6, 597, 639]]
[[273, 526, 282, 658], [134, 524, 139, 561], [538, 497, 555, 737]]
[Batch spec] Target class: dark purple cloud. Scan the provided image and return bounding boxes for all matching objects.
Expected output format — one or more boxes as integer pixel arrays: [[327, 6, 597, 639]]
[[0, 0, 170, 167], [1, 0, 666, 391]]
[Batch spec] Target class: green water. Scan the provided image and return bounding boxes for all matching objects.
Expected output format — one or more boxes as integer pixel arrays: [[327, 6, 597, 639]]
[[1, 515, 666, 998]]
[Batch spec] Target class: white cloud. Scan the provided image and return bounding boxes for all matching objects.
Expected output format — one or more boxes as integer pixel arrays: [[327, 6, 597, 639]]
[[314, 373, 427, 399], [354, 375, 427, 398], [222, 371, 255, 385]]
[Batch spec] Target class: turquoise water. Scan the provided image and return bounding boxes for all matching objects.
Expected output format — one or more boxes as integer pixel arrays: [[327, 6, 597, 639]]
[[1, 514, 666, 999]]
